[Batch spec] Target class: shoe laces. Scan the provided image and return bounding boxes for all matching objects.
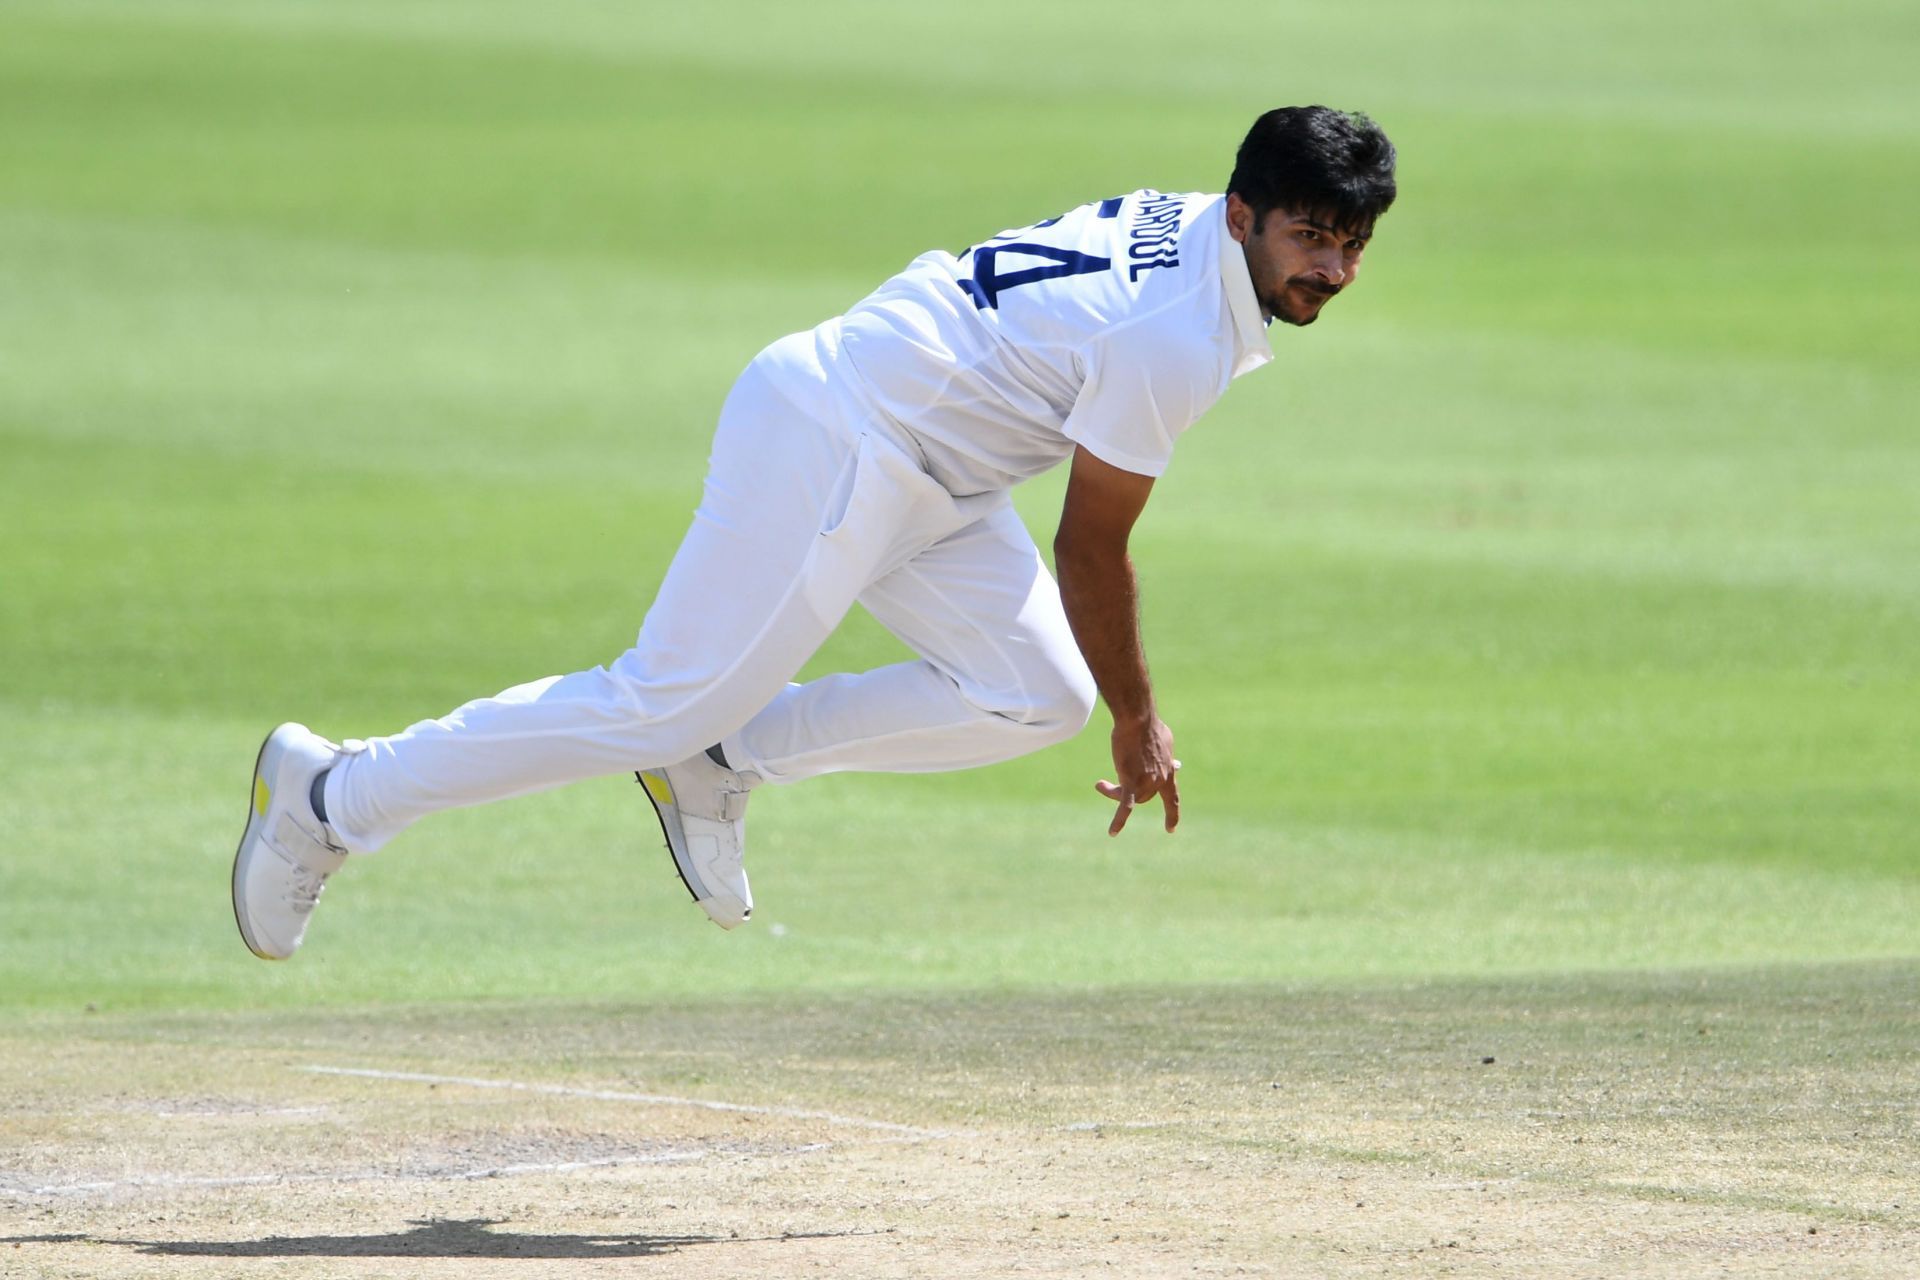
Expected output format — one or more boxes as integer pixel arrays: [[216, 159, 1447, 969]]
[[285, 865, 330, 915]]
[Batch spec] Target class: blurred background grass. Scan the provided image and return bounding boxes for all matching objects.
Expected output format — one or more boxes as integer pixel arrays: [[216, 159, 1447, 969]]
[[1, 0, 1914, 1011]]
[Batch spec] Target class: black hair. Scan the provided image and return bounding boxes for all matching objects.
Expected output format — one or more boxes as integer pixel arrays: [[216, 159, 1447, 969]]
[[1227, 106, 1397, 236]]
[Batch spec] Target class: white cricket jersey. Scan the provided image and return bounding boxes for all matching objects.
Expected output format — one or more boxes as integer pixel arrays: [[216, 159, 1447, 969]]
[[820, 190, 1273, 495]]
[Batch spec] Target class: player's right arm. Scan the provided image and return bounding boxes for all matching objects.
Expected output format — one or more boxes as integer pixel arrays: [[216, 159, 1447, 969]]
[[1054, 445, 1180, 836]]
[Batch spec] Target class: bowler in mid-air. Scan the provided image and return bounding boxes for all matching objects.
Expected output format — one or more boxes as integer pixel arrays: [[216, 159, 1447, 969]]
[[232, 105, 1398, 959]]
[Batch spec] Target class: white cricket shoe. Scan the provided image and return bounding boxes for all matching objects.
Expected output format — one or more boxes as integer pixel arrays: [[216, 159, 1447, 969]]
[[232, 723, 349, 960], [637, 753, 756, 930]]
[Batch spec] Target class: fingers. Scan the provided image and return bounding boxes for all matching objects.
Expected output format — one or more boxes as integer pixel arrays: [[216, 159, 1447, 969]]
[[1097, 767, 1181, 837], [1096, 780, 1135, 836]]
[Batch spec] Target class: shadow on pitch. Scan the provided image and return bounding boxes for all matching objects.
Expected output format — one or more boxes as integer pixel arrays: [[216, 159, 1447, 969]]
[[7, 1217, 851, 1260]]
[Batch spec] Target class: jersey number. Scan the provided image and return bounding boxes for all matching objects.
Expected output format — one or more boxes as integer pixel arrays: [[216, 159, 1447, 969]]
[[956, 243, 1111, 310], [954, 197, 1124, 310]]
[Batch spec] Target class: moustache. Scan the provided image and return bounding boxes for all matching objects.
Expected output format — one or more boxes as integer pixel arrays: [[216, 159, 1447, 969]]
[[1289, 277, 1341, 298]]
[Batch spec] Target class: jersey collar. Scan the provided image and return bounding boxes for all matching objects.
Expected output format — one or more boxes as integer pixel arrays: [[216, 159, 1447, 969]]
[[1215, 199, 1274, 378]]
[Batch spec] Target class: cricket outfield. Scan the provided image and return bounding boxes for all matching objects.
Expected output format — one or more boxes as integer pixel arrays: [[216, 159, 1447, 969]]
[[1, 2, 1915, 1275]]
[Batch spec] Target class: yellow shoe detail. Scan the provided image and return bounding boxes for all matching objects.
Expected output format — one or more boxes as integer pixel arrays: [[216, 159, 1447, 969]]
[[641, 773, 674, 807], [254, 777, 271, 817]]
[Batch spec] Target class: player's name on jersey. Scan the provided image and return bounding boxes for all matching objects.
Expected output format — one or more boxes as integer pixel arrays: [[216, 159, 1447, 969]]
[[1128, 192, 1185, 281]]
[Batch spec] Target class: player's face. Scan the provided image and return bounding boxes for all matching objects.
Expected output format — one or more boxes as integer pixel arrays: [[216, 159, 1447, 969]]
[[1226, 194, 1371, 327]]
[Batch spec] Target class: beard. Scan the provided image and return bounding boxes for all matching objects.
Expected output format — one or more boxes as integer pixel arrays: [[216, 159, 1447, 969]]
[[1272, 277, 1340, 327]]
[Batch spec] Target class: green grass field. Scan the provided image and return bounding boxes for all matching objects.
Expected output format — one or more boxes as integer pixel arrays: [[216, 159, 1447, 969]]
[[2, 2, 1916, 1274]]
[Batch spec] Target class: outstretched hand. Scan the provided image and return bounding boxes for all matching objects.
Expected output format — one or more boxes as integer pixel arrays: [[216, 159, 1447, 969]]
[[1095, 716, 1180, 836]]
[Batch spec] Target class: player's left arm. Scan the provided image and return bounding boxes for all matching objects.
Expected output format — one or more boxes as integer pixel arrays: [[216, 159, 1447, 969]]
[[1053, 445, 1180, 836]]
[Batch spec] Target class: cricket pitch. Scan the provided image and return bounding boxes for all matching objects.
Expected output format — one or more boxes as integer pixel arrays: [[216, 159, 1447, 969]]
[[4, 963, 1915, 1278]]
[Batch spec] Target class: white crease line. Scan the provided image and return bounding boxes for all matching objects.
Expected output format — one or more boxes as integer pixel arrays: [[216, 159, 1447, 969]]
[[302, 1065, 972, 1139], [0, 1144, 834, 1201]]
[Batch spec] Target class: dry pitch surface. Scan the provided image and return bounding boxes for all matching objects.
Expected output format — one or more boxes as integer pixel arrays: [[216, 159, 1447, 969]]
[[3, 965, 1915, 1279]]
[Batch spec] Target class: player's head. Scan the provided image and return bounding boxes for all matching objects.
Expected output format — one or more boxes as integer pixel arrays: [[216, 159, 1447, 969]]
[[1226, 106, 1397, 327]]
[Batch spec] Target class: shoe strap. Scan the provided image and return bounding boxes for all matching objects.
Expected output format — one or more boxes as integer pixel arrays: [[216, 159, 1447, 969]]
[[714, 788, 748, 823], [270, 811, 348, 872]]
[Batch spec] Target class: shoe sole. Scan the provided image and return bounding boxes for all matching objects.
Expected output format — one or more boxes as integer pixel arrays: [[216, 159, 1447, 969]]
[[637, 771, 749, 928], [636, 770, 704, 905], [231, 726, 282, 961]]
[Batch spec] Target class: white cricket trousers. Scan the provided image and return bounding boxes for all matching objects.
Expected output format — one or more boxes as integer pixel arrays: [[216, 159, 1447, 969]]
[[324, 325, 1097, 853]]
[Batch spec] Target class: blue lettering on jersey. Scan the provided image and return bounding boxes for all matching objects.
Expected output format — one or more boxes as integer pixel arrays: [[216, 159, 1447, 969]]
[[1127, 193, 1184, 282], [950, 195, 1153, 308], [957, 242, 1112, 310]]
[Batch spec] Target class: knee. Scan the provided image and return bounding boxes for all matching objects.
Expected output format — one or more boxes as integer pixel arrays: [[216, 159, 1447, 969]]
[[1021, 658, 1098, 745]]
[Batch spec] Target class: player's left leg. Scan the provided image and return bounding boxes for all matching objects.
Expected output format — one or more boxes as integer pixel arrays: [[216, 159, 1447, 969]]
[[717, 494, 1097, 784]]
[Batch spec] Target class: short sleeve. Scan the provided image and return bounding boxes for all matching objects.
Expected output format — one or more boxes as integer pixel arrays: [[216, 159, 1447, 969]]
[[1060, 320, 1227, 477]]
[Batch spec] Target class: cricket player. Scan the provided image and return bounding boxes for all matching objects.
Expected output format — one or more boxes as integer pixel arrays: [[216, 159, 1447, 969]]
[[232, 106, 1397, 959]]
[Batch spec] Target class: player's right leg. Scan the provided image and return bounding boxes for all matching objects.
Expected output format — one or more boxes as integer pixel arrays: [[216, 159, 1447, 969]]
[[233, 331, 955, 954]]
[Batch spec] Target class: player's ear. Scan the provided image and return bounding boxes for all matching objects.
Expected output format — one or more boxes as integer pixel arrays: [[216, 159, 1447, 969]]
[[1224, 193, 1253, 244]]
